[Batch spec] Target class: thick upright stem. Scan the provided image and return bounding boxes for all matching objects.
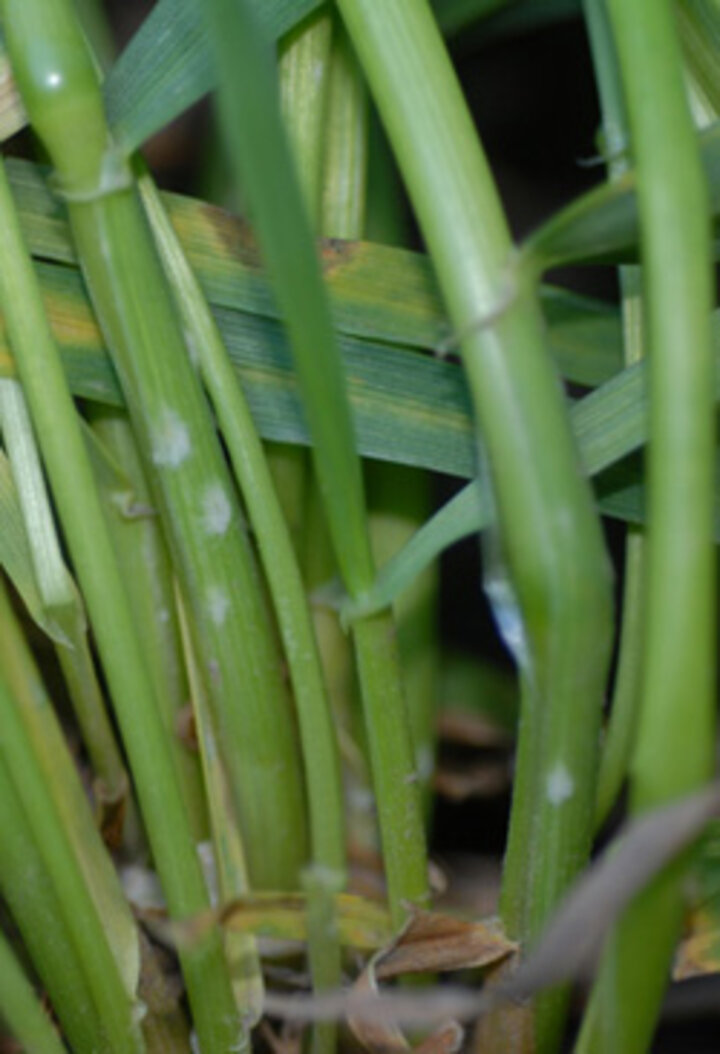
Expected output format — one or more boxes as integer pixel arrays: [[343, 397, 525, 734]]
[[335, 2, 613, 1046], [577, 1, 716, 1049]]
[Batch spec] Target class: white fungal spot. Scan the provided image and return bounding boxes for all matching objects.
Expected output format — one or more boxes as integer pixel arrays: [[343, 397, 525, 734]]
[[119, 864, 165, 911], [196, 840, 219, 906], [201, 482, 232, 536], [348, 786, 375, 813], [207, 586, 230, 626], [132, 1000, 148, 1025], [158, 607, 170, 625], [151, 407, 191, 468], [182, 326, 201, 367], [417, 745, 435, 782], [546, 762, 574, 805]]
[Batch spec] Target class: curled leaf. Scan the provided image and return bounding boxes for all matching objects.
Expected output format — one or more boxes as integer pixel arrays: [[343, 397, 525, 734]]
[[350, 911, 515, 1053]]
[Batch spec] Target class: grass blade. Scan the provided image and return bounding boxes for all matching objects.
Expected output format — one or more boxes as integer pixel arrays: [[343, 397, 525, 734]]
[[0, 929, 67, 1054], [523, 119, 720, 271], [0, 587, 143, 1052], [0, 582, 141, 1008], [104, 0, 324, 155], [0, 449, 71, 642], [1, 379, 136, 831], [205, 0, 429, 924], [2, 154, 624, 387]]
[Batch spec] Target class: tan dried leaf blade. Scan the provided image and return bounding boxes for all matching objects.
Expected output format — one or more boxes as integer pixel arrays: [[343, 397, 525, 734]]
[[674, 907, 720, 981], [375, 911, 516, 981], [350, 910, 515, 1054]]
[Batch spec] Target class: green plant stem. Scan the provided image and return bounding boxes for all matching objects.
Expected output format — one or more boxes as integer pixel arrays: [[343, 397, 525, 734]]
[[73, 0, 208, 847], [342, 27, 439, 819], [276, 13, 348, 1052], [368, 465, 439, 818], [0, 579, 142, 1008], [0, 379, 132, 814], [577, 1, 716, 1050], [594, 519, 644, 827], [279, 5, 334, 225], [583, 0, 646, 832], [0, 761, 109, 1054], [335, 1, 613, 1046], [0, 139, 237, 1054], [88, 406, 209, 841], [175, 587, 263, 1052], [0, 655, 141, 1052], [0, 929, 67, 1054], [73, 185, 310, 891], [205, 0, 428, 926], [139, 164, 348, 983], [140, 165, 346, 875], [4, 0, 309, 891], [270, 6, 334, 568], [322, 16, 369, 238], [352, 611, 430, 911]]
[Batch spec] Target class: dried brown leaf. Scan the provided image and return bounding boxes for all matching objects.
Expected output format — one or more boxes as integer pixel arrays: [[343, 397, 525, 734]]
[[350, 961, 408, 1053], [375, 912, 516, 981], [437, 710, 513, 749], [674, 909, 720, 981], [349, 910, 514, 1053], [263, 783, 720, 1034], [94, 773, 129, 851], [434, 761, 510, 801], [414, 1022, 465, 1054]]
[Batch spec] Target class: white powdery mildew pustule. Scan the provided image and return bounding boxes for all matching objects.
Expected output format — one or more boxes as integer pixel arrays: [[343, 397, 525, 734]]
[[151, 407, 191, 468], [182, 325, 201, 367], [201, 481, 232, 536], [207, 585, 230, 626], [545, 762, 575, 806], [417, 745, 435, 783]]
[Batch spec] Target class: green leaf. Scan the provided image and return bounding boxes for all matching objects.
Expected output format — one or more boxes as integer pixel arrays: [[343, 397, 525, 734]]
[[101, 0, 584, 154], [0, 379, 81, 620], [104, 0, 324, 154], [0, 929, 67, 1054], [341, 315, 720, 619], [0, 585, 142, 1038], [432, 0, 581, 38], [0, 246, 651, 488], [205, 0, 376, 596], [523, 119, 720, 271], [0, 450, 69, 643], [677, 0, 720, 116], [5, 156, 624, 387]]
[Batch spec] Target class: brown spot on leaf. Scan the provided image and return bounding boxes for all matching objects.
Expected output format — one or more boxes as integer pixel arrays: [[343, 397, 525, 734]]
[[175, 703, 199, 752], [321, 235, 358, 277], [94, 773, 129, 851]]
